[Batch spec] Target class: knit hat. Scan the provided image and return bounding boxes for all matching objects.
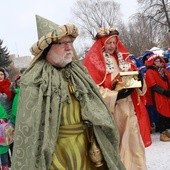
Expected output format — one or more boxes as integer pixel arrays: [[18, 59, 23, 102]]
[[30, 15, 79, 56], [142, 50, 154, 64]]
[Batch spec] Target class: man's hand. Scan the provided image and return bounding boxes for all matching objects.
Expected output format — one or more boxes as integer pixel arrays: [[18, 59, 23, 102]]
[[116, 88, 134, 100]]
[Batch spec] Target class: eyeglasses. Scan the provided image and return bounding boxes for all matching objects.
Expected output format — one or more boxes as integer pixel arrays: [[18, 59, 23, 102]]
[[54, 41, 73, 47]]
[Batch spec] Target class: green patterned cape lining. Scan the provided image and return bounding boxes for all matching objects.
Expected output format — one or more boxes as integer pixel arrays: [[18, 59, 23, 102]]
[[11, 60, 125, 170]]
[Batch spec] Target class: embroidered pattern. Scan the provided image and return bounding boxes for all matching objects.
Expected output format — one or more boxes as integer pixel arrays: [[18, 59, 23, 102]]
[[104, 53, 114, 73], [117, 52, 131, 71], [104, 52, 131, 73]]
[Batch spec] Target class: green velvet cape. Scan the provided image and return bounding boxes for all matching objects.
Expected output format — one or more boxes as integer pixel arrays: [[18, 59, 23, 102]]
[[11, 60, 125, 170]]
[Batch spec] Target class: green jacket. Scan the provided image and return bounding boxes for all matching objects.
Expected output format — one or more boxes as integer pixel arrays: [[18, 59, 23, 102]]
[[10, 88, 20, 125], [11, 60, 125, 170]]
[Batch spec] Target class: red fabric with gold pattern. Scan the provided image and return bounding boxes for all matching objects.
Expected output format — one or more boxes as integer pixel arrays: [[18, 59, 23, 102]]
[[83, 37, 106, 85]]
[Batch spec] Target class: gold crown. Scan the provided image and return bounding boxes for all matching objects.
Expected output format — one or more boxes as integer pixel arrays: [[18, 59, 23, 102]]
[[94, 27, 119, 39]]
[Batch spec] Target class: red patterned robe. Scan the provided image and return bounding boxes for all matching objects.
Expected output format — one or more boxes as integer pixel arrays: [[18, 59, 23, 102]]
[[83, 34, 151, 170]]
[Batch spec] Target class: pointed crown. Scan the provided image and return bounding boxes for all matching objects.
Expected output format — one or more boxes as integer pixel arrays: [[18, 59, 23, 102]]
[[30, 15, 79, 56], [36, 15, 59, 39]]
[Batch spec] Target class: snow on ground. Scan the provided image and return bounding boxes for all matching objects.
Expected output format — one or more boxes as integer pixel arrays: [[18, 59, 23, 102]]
[[146, 132, 170, 170]]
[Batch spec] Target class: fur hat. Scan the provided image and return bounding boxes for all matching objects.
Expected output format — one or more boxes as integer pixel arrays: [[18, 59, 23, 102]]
[[30, 15, 79, 56]]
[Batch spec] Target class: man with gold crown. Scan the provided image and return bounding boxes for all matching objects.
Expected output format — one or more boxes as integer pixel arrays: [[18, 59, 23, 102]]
[[83, 27, 150, 170], [11, 15, 125, 170]]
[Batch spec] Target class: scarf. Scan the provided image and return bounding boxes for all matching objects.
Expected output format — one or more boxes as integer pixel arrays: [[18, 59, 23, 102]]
[[0, 79, 12, 100]]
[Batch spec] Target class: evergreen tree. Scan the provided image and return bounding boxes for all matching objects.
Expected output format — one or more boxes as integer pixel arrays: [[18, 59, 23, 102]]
[[0, 39, 12, 68]]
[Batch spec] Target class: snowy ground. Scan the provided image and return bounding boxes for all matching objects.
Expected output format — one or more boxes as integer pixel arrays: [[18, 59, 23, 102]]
[[146, 132, 170, 170]]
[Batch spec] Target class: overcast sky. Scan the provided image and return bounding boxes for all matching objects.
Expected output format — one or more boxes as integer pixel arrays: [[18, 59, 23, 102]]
[[0, 0, 137, 56]]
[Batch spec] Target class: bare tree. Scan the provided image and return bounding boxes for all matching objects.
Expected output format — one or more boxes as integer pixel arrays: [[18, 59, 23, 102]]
[[72, 0, 121, 39], [137, 0, 170, 47], [119, 13, 157, 56]]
